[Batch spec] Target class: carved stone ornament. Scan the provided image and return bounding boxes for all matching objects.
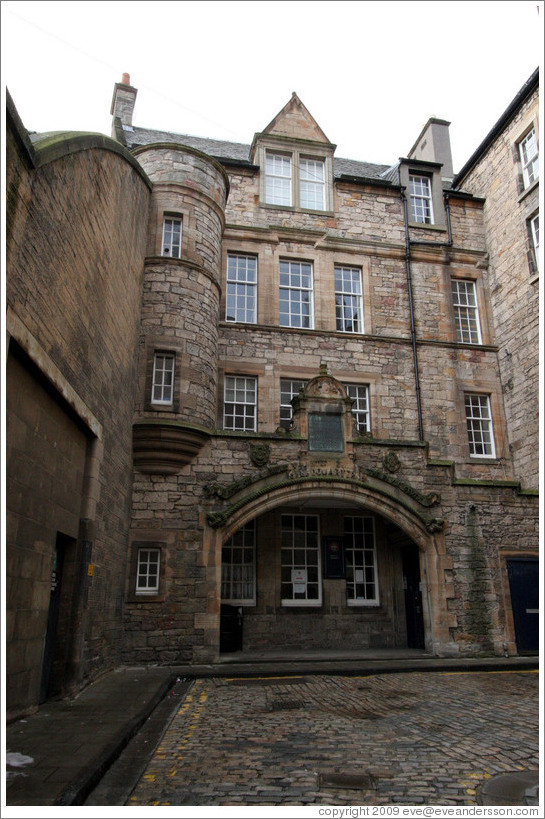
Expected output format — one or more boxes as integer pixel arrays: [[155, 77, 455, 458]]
[[425, 518, 445, 533], [383, 451, 401, 473], [249, 442, 270, 468], [305, 375, 345, 398]]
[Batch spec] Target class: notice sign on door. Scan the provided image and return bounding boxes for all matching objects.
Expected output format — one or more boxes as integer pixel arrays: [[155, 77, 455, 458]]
[[292, 569, 307, 594]]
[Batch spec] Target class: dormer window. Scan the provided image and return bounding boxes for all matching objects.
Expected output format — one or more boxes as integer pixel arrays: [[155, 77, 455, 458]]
[[299, 158, 325, 210], [265, 153, 292, 206], [409, 174, 433, 224], [261, 147, 332, 212], [400, 161, 446, 229], [252, 93, 334, 213]]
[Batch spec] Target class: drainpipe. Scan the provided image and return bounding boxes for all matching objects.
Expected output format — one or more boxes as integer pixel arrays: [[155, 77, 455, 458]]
[[444, 191, 453, 246], [401, 187, 424, 441]]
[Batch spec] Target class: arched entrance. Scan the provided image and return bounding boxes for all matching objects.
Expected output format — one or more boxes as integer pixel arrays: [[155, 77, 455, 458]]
[[206, 478, 449, 658]]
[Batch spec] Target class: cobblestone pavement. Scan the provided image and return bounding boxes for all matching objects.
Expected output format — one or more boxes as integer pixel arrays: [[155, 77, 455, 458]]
[[127, 671, 538, 807]]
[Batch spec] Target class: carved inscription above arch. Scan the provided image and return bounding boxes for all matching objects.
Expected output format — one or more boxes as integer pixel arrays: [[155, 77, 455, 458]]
[[203, 462, 444, 533]]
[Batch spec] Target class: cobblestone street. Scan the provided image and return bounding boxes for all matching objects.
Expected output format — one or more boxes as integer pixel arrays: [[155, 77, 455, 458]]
[[127, 670, 538, 807]]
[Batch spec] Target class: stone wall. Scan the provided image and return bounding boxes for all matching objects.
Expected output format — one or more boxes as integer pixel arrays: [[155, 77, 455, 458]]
[[123, 424, 537, 662], [6, 105, 151, 717], [459, 89, 539, 488]]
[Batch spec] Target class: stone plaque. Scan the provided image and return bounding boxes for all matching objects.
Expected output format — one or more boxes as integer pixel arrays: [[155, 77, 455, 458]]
[[308, 413, 344, 452]]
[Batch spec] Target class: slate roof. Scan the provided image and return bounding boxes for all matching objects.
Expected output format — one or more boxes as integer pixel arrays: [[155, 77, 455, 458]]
[[123, 125, 392, 182]]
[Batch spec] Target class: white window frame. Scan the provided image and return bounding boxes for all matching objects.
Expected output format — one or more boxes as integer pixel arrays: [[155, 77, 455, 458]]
[[136, 548, 161, 595], [151, 353, 175, 405], [529, 213, 540, 274], [299, 157, 326, 210], [409, 174, 434, 224], [162, 217, 182, 258], [281, 514, 322, 606], [223, 375, 257, 432], [345, 384, 371, 433], [344, 516, 379, 607], [265, 152, 292, 206], [519, 127, 539, 189], [451, 279, 482, 344], [279, 260, 314, 329], [226, 254, 257, 323], [465, 393, 496, 458], [335, 266, 364, 333], [221, 521, 256, 606], [280, 378, 307, 428]]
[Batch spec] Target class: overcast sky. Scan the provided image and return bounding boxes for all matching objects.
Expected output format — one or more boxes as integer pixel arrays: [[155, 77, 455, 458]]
[[1, 0, 543, 172]]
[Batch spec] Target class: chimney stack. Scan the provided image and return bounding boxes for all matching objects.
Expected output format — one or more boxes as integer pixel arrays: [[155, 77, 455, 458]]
[[408, 118, 454, 180], [110, 72, 137, 137]]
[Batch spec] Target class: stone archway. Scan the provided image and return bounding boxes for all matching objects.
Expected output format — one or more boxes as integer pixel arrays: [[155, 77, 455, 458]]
[[201, 476, 455, 661]]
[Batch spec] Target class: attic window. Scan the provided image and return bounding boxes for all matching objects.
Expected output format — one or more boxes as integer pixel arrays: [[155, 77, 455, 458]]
[[265, 153, 292, 206], [299, 158, 325, 210], [263, 149, 330, 211], [409, 174, 433, 224]]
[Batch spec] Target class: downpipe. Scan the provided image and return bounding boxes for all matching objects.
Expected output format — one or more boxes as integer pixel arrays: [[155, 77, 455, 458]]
[[401, 188, 424, 441]]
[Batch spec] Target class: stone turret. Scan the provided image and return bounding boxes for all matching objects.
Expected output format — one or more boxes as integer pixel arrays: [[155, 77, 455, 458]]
[[131, 140, 229, 473]]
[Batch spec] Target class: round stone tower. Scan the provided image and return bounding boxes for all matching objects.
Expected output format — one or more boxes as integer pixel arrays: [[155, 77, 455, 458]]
[[132, 143, 229, 473]]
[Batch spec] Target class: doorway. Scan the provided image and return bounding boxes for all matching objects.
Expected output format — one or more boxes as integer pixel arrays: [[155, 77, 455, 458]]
[[402, 543, 425, 649], [507, 558, 539, 654], [39, 533, 75, 703]]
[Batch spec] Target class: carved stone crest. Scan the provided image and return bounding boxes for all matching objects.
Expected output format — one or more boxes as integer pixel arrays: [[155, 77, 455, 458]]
[[249, 443, 270, 468], [383, 451, 401, 473]]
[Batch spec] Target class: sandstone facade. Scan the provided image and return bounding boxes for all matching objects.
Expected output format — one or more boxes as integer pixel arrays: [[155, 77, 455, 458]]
[[5, 71, 539, 719]]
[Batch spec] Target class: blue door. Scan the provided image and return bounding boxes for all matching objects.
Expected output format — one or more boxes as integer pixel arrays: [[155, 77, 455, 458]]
[[507, 558, 539, 654]]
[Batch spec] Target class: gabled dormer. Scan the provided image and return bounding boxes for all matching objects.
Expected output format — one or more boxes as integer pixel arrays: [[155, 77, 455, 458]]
[[397, 118, 454, 231], [250, 93, 336, 213]]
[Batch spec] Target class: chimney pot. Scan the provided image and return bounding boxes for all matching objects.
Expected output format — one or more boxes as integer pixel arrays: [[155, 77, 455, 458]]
[[122, 72, 131, 85]]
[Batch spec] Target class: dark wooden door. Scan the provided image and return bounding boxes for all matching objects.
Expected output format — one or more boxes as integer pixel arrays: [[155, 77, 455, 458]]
[[507, 558, 539, 654], [39, 539, 65, 703], [403, 544, 425, 649]]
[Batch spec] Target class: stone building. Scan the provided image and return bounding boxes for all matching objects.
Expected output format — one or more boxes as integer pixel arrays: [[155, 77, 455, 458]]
[[5, 69, 539, 719]]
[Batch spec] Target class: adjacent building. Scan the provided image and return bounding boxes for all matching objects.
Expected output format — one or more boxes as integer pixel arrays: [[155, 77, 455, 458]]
[[5, 69, 539, 720]]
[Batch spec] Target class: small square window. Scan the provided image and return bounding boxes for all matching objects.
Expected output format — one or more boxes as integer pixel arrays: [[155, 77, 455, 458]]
[[136, 548, 161, 594], [162, 217, 182, 258]]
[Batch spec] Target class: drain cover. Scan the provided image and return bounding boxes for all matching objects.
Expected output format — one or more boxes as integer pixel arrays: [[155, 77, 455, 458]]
[[226, 676, 305, 687], [269, 699, 305, 711], [320, 772, 378, 791]]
